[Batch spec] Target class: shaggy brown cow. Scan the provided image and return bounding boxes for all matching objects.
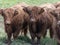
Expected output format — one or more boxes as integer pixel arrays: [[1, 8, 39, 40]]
[[0, 8, 16, 45], [50, 7, 60, 45], [23, 6, 57, 45], [11, 2, 29, 36], [40, 3, 56, 38], [0, 2, 29, 45], [11, 8, 29, 39]]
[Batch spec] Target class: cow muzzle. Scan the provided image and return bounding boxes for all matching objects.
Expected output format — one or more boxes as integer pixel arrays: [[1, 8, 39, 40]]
[[5, 20, 11, 25], [30, 18, 36, 22], [57, 21, 60, 26]]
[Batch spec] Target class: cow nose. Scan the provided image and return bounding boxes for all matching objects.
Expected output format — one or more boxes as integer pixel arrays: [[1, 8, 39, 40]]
[[57, 21, 60, 26], [5, 20, 11, 25], [30, 18, 36, 22], [57, 21, 60, 25]]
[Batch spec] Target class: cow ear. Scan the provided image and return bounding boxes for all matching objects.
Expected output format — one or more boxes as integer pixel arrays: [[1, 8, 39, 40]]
[[0, 9, 4, 16], [14, 10, 18, 16], [23, 7, 31, 15], [23, 7, 28, 13], [50, 10, 57, 17], [39, 8, 44, 14]]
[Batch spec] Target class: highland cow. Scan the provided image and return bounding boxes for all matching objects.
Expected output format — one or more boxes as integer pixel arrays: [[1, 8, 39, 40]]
[[23, 6, 57, 45], [40, 3, 56, 38], [11, 8, 29, 40], [0, 8, 16, 45], [0, 2, 29, 45], [50, 7, 60, 45]]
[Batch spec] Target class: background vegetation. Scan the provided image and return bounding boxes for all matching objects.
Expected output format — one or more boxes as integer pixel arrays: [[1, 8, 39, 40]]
[[0, 0, 60, 45]]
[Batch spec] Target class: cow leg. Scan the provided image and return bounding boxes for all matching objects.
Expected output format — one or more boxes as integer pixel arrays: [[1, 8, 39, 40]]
[[24, 27, 27, 36], [43, 30, 47, 38], [4, 25, 12, 45], [54, 27, 60, 45], [52, 19, 57, 39], [29, 22, 36, 45], [50, 28, 53, 38], [56, 37, 60, 45], [30, 32, 35, 45], [13, 28, 20, 39], [5, 33, 12, 45], [57, 43, 60, 45], [23, 22, 28, 36], [36, 33, 41, 45], [37, 37, 41, 45], [51, 24, 57, 39]]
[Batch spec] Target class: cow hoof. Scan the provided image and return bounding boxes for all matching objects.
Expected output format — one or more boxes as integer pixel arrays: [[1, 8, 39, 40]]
[[57, 43, 60, 45], [31, 42, 36, 45], [4, 40, 9, 44], [7, 42, 11, 45], [4, 40, 12, 44], [6, 41, 12, 45], [35, 43, 40, 45]]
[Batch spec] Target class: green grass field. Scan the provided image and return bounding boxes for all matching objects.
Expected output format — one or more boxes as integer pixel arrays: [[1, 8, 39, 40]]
[[0, 0, 60, 45]]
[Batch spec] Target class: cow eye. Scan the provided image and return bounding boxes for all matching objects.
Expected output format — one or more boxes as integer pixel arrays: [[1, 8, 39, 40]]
[[14, 10, 18, 16], [28, 11, 31, 15]]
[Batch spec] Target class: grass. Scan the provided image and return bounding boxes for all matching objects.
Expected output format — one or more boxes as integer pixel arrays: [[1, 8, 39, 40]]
[[0, 0, 60, 45]]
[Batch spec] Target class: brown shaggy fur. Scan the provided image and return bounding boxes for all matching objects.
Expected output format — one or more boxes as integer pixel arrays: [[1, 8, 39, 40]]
[[23, 6, 57, 45], [50, 7, 60, 45], [0, 8, 16, 45], [39, 3, 56, 38], [11, 8, 29, 39], [0, 2, 29, 45]]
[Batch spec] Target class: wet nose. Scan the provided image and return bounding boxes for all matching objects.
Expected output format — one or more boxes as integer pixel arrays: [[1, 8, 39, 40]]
[[57, 21, 60, 25], [57, 21, 60, 26], [5, 20, 11, 25], [30, 18, 36, 22]]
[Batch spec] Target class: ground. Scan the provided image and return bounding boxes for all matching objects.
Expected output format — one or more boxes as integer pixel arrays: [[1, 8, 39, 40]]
[[0, 0, 60, 45]]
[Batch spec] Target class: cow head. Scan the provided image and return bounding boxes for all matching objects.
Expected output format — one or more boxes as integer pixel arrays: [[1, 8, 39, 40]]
[[0, 8, 17, 25], [50, 7, 60, 25], [23, 6, 44, 22]]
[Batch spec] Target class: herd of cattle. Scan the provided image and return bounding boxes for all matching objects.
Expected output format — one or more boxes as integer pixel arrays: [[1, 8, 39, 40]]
[[0, 2, 60, 45]]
